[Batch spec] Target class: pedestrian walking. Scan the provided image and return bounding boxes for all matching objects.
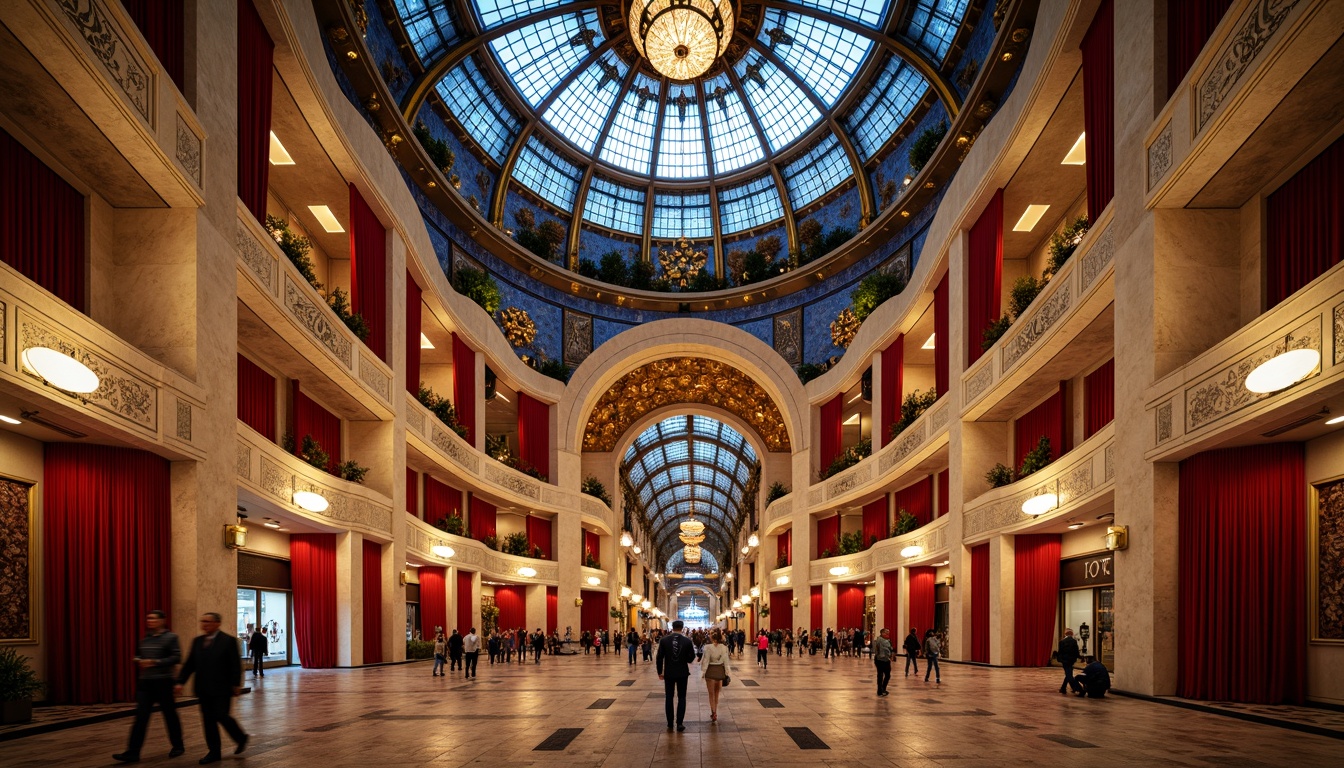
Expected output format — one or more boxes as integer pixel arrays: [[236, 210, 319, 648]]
[[873, 628, 894, 696], [462, 626, 480, 678], [432, 631, 447, 676], [701, 628, 733, 723], [113, 610, 185, 763], [656, 620, 697, 732], [247, 626, 267, 678], [923, 629, 941, 684], [174, 613, 249, 764], [1057, 628, 1081, 694], [903, 628, 921, 676]]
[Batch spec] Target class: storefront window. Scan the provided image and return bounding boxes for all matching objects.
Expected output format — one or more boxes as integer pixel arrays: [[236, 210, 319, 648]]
[[237, 587, 291, 665]]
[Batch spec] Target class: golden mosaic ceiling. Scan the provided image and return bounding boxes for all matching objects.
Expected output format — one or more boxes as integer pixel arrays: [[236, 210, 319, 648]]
[[583, 357, 791, 453]]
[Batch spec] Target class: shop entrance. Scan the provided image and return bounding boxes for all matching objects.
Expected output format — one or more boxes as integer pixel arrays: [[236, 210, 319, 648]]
[[1059, 552, 1115, 671]]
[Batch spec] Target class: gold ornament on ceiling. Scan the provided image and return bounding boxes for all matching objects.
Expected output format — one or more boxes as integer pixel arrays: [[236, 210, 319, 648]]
[[658, 238, 707, 289], [582, 357, 792, 453], [830, 307, 861, 349], [497, 306, 537, 349]]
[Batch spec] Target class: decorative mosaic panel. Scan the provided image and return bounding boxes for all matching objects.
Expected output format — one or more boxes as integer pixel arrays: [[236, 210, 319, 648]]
[[773, 309, 802, 366], [563, 310, 593, 368], [55, 0, 151, 122], [1147, 123, 1172, 190], [236, 442, 252, 480], [1334, 302, 1344, 366], [1156, 401, 1173, 443], [1185, 317, 1320, 431], [1314, 477, 1344, 641], [19, 313, 157, 430], [175, 399, 192, 441], [1197, 0, 1301, 131], [0, 476, 34, 641]]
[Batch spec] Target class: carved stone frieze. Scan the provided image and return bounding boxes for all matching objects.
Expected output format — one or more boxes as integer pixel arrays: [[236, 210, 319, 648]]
[[358, 355, 391, 403], [1080, 227, 1115, 291], [580, 495, 608, 518], [260, 457, 292, 501], [431, 425, 479, 472], [1105, 444, 1114, 481], [175, 399, 191, 441], [827, 461, 870, 498], [883, 422, 927, 474], [965, 364, 994, 403], [964, 496, 1027, 538], [484, 462, 540, 500], [174, 113, 201, 186], [236, 220, 276, 293], [1147, 123, 1172, 190], [930, 402, 949, 432], [1156, 401, 1173, 443], [484, 552, 557, 581], [407, 406, 426, 436], [563, 310, 593, 368], [809, 552, 873, 581], [19, 316, 157, 430], [766, 498, 791, 524], [1334, 303, 1344, 366], [1057, 464, 1093, 506], [773, 309, 802, 366], [808, 487, 824, 506], [1, 301, 7, 365], [236, 442, 251, 480], [1198, 0, 1301, 130], [1185, 318, 1320, 431], [284, 276, 353, 368], [55, 0, 150, 121], [1003, 283, 1072, 370], [541, 486, 573, 508]]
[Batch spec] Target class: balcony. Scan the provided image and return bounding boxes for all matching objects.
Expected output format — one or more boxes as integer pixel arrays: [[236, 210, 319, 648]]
[[807, 397, 951, 511], [404, 516, 563, 585], [763, 494, 793, 534], [808, 515, 952, 582]]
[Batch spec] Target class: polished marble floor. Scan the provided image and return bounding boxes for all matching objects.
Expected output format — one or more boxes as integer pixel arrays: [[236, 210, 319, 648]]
[[2, 649, 1340, 766]]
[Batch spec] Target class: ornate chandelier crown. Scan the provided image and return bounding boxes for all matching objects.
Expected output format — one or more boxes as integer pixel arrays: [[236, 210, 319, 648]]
[[658, 237, 708, 288], [629, 0, 735, 81]]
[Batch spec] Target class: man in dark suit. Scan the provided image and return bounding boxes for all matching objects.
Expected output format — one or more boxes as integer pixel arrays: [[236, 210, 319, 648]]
[[655, 620, 696, 732], [174, 613, 249, 764], [1057, 628, 1081, 694], [248, 626, 267, 677]]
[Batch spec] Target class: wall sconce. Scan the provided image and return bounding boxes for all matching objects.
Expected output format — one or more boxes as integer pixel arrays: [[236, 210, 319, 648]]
[[224, 524, 247, 550], [749, 586, 760, 598], [944, 575, 955, 588], [790, 598, 799, 607], [575, 597, 584, 607], [399, 570, 409, 585], [587, 576, 602, 586], [747, 533, 759, 548], [1105, 525, 1129, 551]]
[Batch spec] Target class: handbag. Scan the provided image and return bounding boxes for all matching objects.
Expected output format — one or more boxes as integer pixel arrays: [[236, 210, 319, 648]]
[[723, 676, 731, 686]]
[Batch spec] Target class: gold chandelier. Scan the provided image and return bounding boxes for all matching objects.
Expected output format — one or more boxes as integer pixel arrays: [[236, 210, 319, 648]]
[[683, 544, 702, 564], [629, 0, 735, 81]]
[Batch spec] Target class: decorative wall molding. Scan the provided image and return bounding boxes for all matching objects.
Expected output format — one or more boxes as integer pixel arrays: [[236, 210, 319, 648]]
[[808, 487, 824, 506], [1080, 227, 1115, 292], [965, 363, 994, 403], [580, 495, 609, 519], [1003, 283, 1071, 370], [0, 300, 7, 366], [284, 275, 353, 368], [483, 462, 541, 500], [430, 422, 479, 473], [1147, 122, 1172, 190], [1334, 302, 1344, 366], [1197, 0, 1302, 131], [358, 354, 391, 403], [53, 0, 151, 122], [236, 220, 277, 294], [1185, 317, 1320, 431], [773, 309, 802, 367], [175, 399, 192, 441], [1156, 401, 1173, 443], [174, 112, 202, 187], [765, 497, 792, 526], [18, 312, 156, 430], [563, 309, 593, 368], [881, 421, 927, 473], [236, 442, 251, 481], [826, 461, 871, 498], [407, 406, 425, 436]]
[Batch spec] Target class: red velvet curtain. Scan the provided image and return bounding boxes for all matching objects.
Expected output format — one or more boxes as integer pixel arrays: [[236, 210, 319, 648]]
[[862, 497, 888, 548], [43, 445, 170, 704], [934, 274, 949, 396], [406, 273, 422, 394], [1, 127, 86, 311], [349, 184, 387, 359], [527, 515, 553, 559], [777, 529, 792, 567], [1178, 444, 1306, 704], [455, 571, 474, 632], [971, 543, 990, 663], [580, 590, 608, 634], [967, 189, 1004, 365], [452, 333, 476, 446], [423, 476, 462, 526], [879, 334, 904, 448], [236, 0, 273, 222], [236, 354, 276, 439], [1014, 384, 1066, 470], [936, 470, 949, 520], [517, 392, 550, 482], [120, 0, 184, 90], [769, 590, 793, 631], [810, 585, 823, 629], [1266, 135, 1344, 307], [816, 515, 841, 557], [1084, 359, 1115, 438], [494, 586, 526, 632], [1013, 534, 1061, 667], [583, 530, 601, 566], [907, 567, 935, 635], [362, 540, 383, 663], [819, 395, 844, 472], [293, 383, 341, 473], [470, 496, 496, 541], [546, 586, 558, 633], [291, 534, 337, 669], [882, 571, 900, 633], [1081, 0, 1114, 222], [836, 584, 865, 629], [894, 476, 934, 527], [420, 566, 447, 638], [406, 468, 419, 518], [1166, 0, 1233, 98]]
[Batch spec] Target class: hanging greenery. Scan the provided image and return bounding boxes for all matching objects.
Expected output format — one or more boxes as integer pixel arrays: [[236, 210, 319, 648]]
[[417, 383, 469, 439], [451, 266, 502, 314], [908, 119, 949, 172], [582, 477, 612, 507]]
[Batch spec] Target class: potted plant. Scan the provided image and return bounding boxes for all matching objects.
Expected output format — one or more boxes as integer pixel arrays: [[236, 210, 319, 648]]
[[0, 647, 42, 724]]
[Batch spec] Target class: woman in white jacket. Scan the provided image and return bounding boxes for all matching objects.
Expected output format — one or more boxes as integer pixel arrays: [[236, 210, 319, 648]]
[[701, 628, 734, 723]]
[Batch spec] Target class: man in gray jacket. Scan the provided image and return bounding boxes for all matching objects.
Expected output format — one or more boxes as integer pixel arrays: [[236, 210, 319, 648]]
[[114, 609, 185, 762], [872, 628, 894, 697]]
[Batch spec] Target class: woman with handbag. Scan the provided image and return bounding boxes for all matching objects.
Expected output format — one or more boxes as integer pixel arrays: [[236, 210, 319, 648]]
[[701, 628, 733, 723]]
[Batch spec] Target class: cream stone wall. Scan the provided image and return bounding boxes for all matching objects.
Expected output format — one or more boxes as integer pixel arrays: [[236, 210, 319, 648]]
[[0, 430, 45, 681], [1304, 429, 1344, 705]]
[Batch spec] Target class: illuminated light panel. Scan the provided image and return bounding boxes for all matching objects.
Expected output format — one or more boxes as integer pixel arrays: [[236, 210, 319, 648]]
[[1062, 133, 1087, 165], [420, 333, 435, 349], [1326, 414, 1344, 426], [1022, 493, 1058, 516], [269, 132, 295, 165], [842, 413, 860, 425], [1245, 348, 1320, 394], [1012, 204, 1050, 232], [293, 490, 329, 513], [922, 333, 936, 349], [0, 415, 20, 425], [308, 205, 344, 233], [901, 545, 924, 558], [22, 347, 100, 393]]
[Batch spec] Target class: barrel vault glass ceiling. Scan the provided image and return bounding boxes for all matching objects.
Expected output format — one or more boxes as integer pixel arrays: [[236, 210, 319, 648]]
[[391, 1, 972, 242], [622, 415, 758, 571]]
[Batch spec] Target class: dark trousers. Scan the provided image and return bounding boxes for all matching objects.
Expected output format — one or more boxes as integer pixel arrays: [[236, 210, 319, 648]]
[[464, 651, 478, 677], [198, 694, 245, 757], [664, 675, 689, 726], [535, 646, 543, 663], [1060, 662, 1076, 692], [250, 652, 264, 676], [757, 648, 768, 668], [905, 652, 919, 675], [450, 652, 462, 670], [875, 660, 892, 695], [925, 652, 941, 682], [125, 679, 183, 756]]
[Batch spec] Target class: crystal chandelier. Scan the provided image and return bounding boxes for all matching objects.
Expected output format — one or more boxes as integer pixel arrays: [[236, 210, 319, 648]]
[[629, 0, 734, 81], [684, 544, 702, 564]]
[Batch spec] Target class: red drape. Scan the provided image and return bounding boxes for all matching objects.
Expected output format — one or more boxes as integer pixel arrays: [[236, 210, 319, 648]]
[[878, 334, 904, 448], [1166, 0, 1233, 98], [1081, 0, 1114, 221], [293, 383, 341, 473], [406, 273, 422, 394], [934, 274, 949, 396], [362, 540, 383, 663], [882, 571, 900, 634], [494, 586, 526, 632], [517, 392, 551, 482], [769, 590, 793, 631], [776, 529, 792, 567], [810, 585, 823, 629], [1084, 359, 1115, 438], [1013, 534, 1061, 667], [580, 590, 608, 634], [456, 571, 474, 633], [120, 0, 184, 90], [236, 0, 273, 222], [1014, 384, 1066, 470], [236, 354, 276, 439], [816, 515, 841, 557], [291, 534, 338, 669], [583, 529, 601, 567], [527, 515, 553, 559], [907, 567, 935, 636], [420, 566, 447, 639], [819, 395, 844, 473], [423, 475, 462, 525], [971, 543, 990, 663], [470, 496, 496, 541], [546, 586, 558, 633], [0, 127, 86, 311], [452, 333, 477, 446], [967, 189, 1004, 365], [862, 498, 888, 548], [936, 470, 949, 519], [1178, 444, 1306, 704], [406, 468, 419, 518], [43, 445, 170, 704], [836, 584, 865, 629], [894, 476, 934, 527], [349, 184, 387, 359], [1266, 135, 1344, 307]]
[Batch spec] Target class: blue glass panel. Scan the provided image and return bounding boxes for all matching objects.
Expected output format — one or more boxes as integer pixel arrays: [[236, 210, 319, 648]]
[[735, 56, 821, 151], [583, 176, 645, 234], [436, 54, 521, 163], [718, 175, 784, 234], [652, 191, 712, 239], [656, 88, 708, 179], [542, 56, 625, 153], [843, 54, 928, 160], [474, 0, 565, 29], [600, 73, 661, 175], [512, 136, 582, 210], [783, 134, 852, 209], [759, 10, 873, 107], [702, 74, 764, 175], [787, 0, 888, 27], [393, 0, 459, 64], [490, 11, 602, 106], [903, 0, 970, 61]]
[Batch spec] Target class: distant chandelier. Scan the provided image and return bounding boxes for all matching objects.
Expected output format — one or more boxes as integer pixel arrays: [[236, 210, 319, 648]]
[[684, 544, 703, 564], [630, 0, 734, 81]]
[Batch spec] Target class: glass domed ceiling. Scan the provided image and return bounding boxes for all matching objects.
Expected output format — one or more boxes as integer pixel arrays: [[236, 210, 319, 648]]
[[393, 1, 972, 243]]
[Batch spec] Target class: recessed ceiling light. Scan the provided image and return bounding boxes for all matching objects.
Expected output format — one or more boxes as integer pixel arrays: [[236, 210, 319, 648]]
[[1067, 522, 1085, 530], [308, 205, 344, 233], [420, 333, 435, 349], [842, 413, 860, 425], [0, 415, 20, 425], [922, 333, 936, 350], [1013, 204, 1051, 232], [1326, 414, 1344, 425], [1061, 133, 1086, 165], [264, 520, 280, 529], [269, 132, 295, 165], [1022, 493, 1058, 516], [494, 392, 510, 403], [847, 391, 864, 403]]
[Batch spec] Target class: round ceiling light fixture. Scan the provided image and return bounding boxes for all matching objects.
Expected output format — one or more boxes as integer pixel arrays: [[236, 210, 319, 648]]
[[829, 565, 850, 577], [776, 575, 789, 586], [292, 490, 329, 513], [1022, 492, 1059, 516], [1245, 343, 1319, 393], [22, 346, 100, 393], [901, 545, 924, 559], [632, 544, 642, 554], [518, 566, 538, 578], [630, 0, 734, 81], [431, 541, 455, 558]]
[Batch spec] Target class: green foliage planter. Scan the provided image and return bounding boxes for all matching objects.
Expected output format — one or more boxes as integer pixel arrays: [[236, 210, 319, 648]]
[[851, 270, 907, 321], [1018, 436, 1053, 478], [908, 120, 949, 173], [986, 463, 1014, 488], [582, 477, 612, 507], [434, 514, 465, 536], [1047, 215, 1090, 277], [452, 266, 501, 314], [417, 384, 470, 439], [981, 315, 1012, 351], [0, 648, 43, 724], [890, 389, 938, 440], [820, 437, 872, 480], [413, 122, 455, 174], [406, 639, 435, 659], [765, 481, 790, 505], [892, 509, 919, 536]]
